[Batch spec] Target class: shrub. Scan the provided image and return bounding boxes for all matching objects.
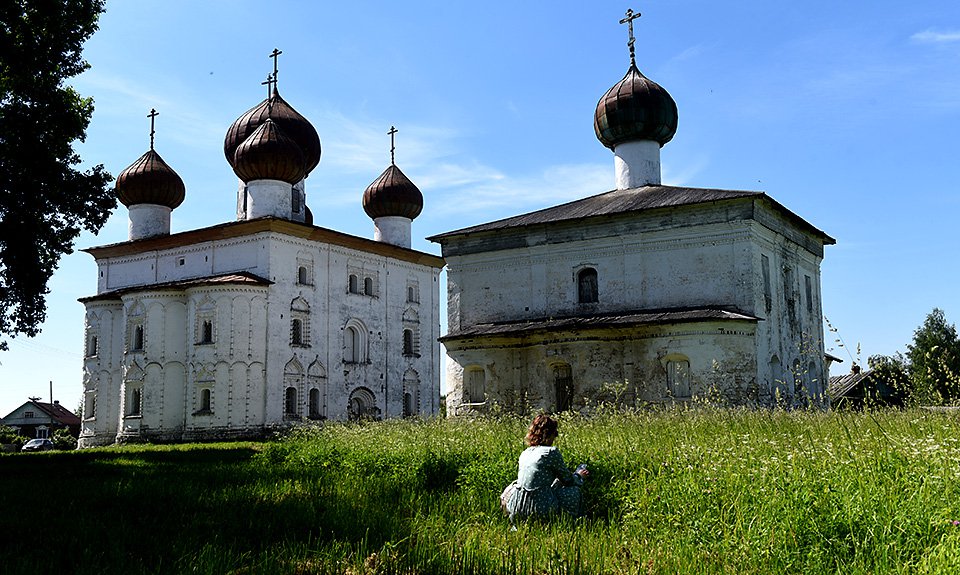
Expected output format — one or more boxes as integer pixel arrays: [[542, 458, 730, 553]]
[[52, 428, 76, 450]]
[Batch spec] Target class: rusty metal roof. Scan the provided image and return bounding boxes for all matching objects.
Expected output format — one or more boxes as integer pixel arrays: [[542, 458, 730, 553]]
[[441, 306, 759, 342], [362, 164, 424, 220], [116, 149, 186, 209], [224, 88, 321, 175], [595, 63, 678, 149], [428, 185, 834, 244], [232, 119, 306, 184], [79, 271, 272, 303]]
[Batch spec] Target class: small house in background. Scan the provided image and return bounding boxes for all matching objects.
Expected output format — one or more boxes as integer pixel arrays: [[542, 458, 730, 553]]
[[827, 365, 904, 408], [0, 399, 81, 439]]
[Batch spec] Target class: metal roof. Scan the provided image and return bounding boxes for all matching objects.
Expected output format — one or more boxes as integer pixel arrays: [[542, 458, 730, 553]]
[[428, 185, 834, 244], [441, 306, 759, 342], [78, 272, 272, 303]]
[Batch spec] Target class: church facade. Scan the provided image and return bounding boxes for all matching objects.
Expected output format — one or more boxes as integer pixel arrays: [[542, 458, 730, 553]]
[[78, 68, 442, 447], [430, 17, 834, 414]]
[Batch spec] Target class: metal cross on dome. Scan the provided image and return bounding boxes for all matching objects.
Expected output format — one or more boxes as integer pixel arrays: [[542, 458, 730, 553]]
[[262, 74, 276, 114], [269, 48, 282, 88], [147, 108, 158, 150], [388, 125, 398, 165], [620, 8, 642, 66]]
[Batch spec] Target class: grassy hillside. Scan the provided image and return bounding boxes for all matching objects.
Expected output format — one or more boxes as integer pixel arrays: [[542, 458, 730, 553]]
[[2, 408, 959, 574]]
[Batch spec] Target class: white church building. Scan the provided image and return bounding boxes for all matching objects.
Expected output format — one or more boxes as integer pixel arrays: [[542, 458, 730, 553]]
[[430, 13, 835, 414], [78, 67, 442, 447]]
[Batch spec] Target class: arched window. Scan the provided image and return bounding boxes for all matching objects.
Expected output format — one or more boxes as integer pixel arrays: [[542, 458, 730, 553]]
[[403, 329, 414, 356], [86, 335, 98, 357], [309, 388, 321, 419], [298, 266, 308, 285], [128, 387, 142, 416], [201, 320, 213, 344], [577, 268, 598, 304], [407, 285, 417, 303], [284, 387, 298, 416], [403, 393, 414, 417], [344, 320, 367, 364], [133, 324, 144, 351], [364, 277, 374, 296], [200, 388, 212, 412], [348, 274, 359, 294], [291, 319, 303, 345]]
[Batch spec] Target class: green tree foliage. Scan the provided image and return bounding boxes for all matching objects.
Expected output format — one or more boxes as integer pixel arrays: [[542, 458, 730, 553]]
[[52, 426, 76, 450], [906, 308, 960, 403], [866, 352, 910, 404], [0, 0, 114, 348]]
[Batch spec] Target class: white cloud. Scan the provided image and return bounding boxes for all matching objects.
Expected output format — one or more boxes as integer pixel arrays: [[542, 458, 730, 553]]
[[911, 30, 960, 44]]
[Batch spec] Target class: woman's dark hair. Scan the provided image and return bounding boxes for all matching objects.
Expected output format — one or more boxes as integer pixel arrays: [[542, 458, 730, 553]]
[[525, 414, 559, 446]]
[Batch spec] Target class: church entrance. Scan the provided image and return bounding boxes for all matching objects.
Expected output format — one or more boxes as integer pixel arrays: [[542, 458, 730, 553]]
[[347, 387, 379, 421]]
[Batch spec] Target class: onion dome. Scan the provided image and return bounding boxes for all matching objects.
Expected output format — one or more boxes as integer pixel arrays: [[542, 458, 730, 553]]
[[362, 164, 423, 220], [304, 205, 314, 226], [224, 89, 321, 176], [594, 63, 678, 150], [232, 119, 306, 184], [116, 149, 186, 209]]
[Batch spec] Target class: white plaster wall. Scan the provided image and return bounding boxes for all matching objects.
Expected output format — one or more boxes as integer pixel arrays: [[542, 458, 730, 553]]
[[447, 220, 757, 328], [246, 179, 294, 220], [128, 204, 172, 240], [83, 227, 441, 445], [445, 322, 758, 412], [613, 140, 661, 189], [373, 216, 412, 248], [441, 201, 827, 412]]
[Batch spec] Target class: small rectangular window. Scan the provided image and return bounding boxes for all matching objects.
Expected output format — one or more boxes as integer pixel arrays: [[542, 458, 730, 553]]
[[804, 275, 813, 314], [761, 255, 772, 314]]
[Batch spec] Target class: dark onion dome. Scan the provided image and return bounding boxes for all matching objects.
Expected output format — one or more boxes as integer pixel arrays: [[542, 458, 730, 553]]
[[224, 89, 321, 175], [116, 149, 186, 209], [594, 63, 678, 150], [232, 119, 306, 184], [304, 205, 313, 226], [362, 164, 423, 220]]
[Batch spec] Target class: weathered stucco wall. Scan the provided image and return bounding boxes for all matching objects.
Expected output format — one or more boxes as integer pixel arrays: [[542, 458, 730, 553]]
[[79, 229, 441, 447], [440, 198, 828, 414]]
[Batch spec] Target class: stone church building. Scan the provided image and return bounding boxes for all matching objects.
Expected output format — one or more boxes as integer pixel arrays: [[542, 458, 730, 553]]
[[78, 68, 442, 447], [430, 17, 834, 414]]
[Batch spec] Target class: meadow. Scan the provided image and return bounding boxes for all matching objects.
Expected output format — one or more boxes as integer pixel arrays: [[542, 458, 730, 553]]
[[2, 408, 960, 574]]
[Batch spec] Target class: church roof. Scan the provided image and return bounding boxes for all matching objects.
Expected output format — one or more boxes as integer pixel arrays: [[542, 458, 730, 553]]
[[440, 306, 759, 342], [82, 217, 445, 268], [362, 164, 424, 220], [428, 185, 835, 244], [115, 148, 186, 209], [79, 272, 272, 303], [594, 63, 678, 149]]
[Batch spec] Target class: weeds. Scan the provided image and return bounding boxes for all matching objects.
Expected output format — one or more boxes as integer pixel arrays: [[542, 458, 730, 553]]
[[1, 410, 960, 573]]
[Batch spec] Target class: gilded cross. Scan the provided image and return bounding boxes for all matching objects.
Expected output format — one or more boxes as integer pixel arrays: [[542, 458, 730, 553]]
[[388, 125, 398, 165], [620, 8, 642, 66], [269, 48, 282, 86], [147, 108, 158, 150]]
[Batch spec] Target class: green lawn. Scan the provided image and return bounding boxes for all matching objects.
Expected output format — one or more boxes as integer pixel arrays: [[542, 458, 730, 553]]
[[2, 408, 960, 574]]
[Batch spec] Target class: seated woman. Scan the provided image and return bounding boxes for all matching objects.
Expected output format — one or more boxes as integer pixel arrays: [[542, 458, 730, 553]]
[[502, 414, 588, 524]]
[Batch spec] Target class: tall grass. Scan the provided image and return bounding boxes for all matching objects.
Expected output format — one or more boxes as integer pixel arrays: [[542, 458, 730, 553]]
[[2, 409, 960, 573]]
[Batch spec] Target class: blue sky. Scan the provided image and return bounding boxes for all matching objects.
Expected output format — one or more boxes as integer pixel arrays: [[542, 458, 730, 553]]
[[2, 0, 959, 414]]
